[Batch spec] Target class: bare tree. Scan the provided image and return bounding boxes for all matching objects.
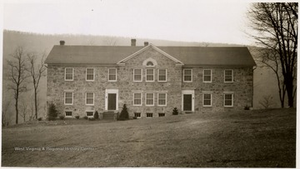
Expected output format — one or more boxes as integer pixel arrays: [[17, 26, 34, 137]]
[[19, 99, 28, 122], [26, 52, 47, 119], [259, 95, 275, 109], [102, 36, 117, 46], [248, 3, 298, 108], [2, 100, 11, 127], [7, 47, 29, 124]]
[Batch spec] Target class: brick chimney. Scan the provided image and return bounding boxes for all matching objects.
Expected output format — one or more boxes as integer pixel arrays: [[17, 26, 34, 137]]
[[60, 40, 65, 45], [131, 39, 136, 46], [144, 42, 149, 46]]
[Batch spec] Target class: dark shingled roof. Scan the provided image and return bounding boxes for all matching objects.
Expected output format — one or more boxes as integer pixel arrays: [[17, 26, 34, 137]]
[[45, 45, 256, 66]]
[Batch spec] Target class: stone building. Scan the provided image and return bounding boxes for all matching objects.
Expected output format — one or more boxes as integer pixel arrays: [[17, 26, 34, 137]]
[[45, 39, 256, 119]]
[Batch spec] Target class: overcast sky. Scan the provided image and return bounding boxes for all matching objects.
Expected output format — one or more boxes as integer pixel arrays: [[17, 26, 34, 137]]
[[3, 0, 255, 45]]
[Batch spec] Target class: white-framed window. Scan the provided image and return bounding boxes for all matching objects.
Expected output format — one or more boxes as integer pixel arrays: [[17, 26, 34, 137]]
[[145, 93, 154, 106], [133, 69, 143, 82], [86, 111, 94, 118], [64, 91, 73, 105], [183, 69, 193, 82], [158, 69, 167, 82], [224, 69, 233, 83], [108, 68, 117, 82], [146, 69, 155, 82], [134, 112, 141, 118], [146, 113, 153, 118], [203, 93, 212, 107], [157, 93, 167, 106], [65, 111, 73, 118], [65, 68, 74, 81], [86, 68, 95, 81], [158, 113, 165, 117], [203, 69, 212, 83], [85, 92, 94, 105], [133, 93, 142, 106], [224, 93, 234, 107]]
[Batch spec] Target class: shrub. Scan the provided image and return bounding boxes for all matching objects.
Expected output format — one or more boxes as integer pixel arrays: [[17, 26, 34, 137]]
[[83, 116, 88, 120], [75, 115, 80, 119], [94, 111, 99, 119], [59, 115, 65, 120], [48, 103, 58, 121], [37, 117, 42, 121], [118, 104, 129, 120], [244, 105, 250, 110], [172, 107, 179, 115]]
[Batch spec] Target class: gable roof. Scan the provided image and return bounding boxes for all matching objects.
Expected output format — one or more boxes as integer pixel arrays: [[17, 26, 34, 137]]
[[45, 45, 256, 67], [117, 44, 184, 65]]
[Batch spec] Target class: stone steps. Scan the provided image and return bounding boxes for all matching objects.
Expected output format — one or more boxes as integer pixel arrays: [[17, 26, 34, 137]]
[[103, 112, 115, 120]]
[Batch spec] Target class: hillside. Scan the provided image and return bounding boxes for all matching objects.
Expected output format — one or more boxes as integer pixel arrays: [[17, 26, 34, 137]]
[[2, 30, 281, 125]]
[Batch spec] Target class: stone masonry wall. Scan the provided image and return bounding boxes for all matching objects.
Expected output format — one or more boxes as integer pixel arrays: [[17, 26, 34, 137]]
[[47, 46, 254, 118]]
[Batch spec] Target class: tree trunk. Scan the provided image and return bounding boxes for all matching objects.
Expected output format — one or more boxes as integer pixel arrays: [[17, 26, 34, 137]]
[[286, 77, 294, 108], [15, 91, 19, 124], [34, 88, 38, 119]]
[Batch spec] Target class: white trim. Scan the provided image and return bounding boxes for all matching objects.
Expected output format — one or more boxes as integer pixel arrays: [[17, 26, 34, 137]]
[[108, 68, 117, 82], [224, 92, 234, 107], [133, 69, 143, 82], [85, 92, 94, 105], [65, 67, 74, 81], [181, 90, 195, 111], [202, 92, 212, 107], [224, 69, 234, 83], [145, 93, 155, 106], [145, 69, 155, 82], [133, 92, 142, 106], [86, 68, 95, 81], [203, 69, 212, 83], [158, 69, 167, 82], [105, 89, 119, 111], [183, 69, 193, 82], [157, 93, 167, 106], [117, 44, 184, 66], [64, 91, 73, 105]]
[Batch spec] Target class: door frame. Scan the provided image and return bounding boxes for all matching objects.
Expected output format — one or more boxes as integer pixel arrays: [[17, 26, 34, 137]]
[[182, 90, 195, 112], [105, 89, 119, 111]]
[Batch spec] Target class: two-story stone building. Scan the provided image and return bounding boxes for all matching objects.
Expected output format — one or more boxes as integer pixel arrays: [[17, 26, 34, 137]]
[[45, 39, 256, 119]]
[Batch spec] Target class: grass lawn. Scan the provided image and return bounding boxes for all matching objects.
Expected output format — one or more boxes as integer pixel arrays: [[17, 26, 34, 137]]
[[2, 108, 296, 167]]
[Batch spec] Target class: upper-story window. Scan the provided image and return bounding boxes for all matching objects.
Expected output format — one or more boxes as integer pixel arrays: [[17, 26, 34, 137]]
[[64, 91, 73, 105], [224, 70, 233, 83], [133, 69, 143, 82], [146, 69, 155, 82], [86, 68, 95, 81], [183, 69, 193, 82], [203, 69, 212, 83], [108, 68, 117, 82], [65, 68, 74, 81], [85, 92, 94, 105], [158, 69, 167, 82]]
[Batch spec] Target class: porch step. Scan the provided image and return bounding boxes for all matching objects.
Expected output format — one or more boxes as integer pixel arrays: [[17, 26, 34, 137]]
[[103, 111, 115, 120]]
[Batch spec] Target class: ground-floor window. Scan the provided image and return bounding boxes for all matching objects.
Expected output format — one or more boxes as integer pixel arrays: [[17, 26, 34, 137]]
[[146, 113, 153, 117], [158, 113, 165, 117], [133, 93, 142, 106], [203, 93, 212, 107], [134, 112, 141, 118], [86, 111, 94, 117], [64, 92, 73, 105], [158, 93, 167, 106], [224, 93, 234, 107], [145, 93, 154, 106], [65, 111, 73, 117]]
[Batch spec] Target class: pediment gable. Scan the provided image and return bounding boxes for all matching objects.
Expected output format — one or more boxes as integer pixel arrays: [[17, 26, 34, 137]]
[[117, 44, 184, 66]]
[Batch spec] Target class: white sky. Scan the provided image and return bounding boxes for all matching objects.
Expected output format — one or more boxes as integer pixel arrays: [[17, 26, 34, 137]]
[[2, 0, 255, 45]]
